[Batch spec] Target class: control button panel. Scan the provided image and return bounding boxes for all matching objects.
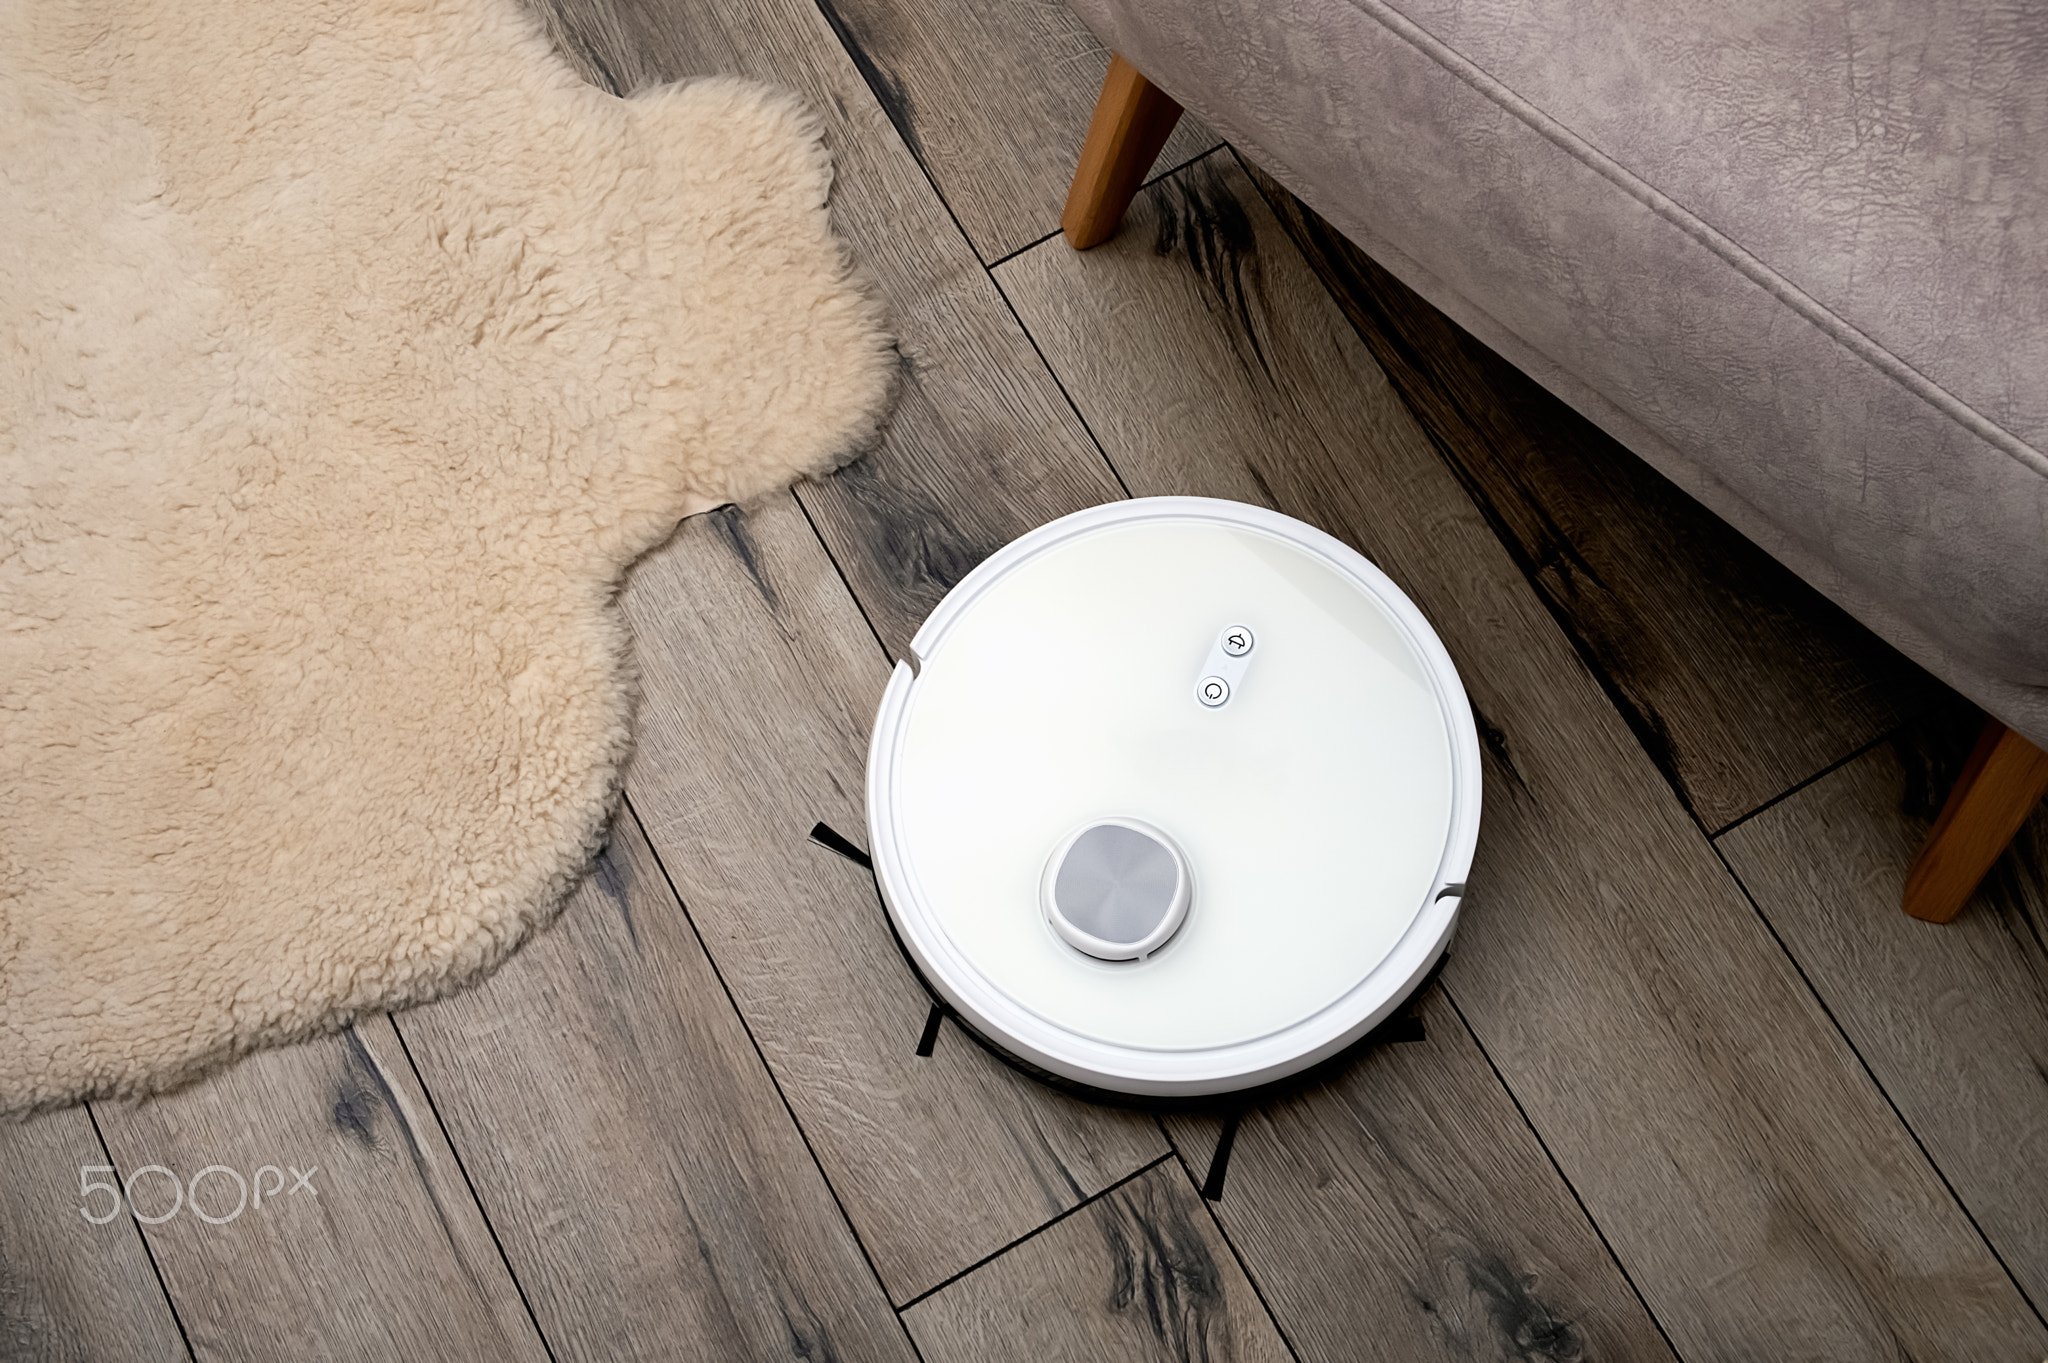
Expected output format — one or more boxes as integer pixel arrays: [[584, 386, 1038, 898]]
[[1192, 624, 1256, 709]]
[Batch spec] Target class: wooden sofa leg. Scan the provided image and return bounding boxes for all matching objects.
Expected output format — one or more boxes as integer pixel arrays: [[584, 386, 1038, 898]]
[[1062, 55, 1184, 250], [1903, 717, 2048, 922]]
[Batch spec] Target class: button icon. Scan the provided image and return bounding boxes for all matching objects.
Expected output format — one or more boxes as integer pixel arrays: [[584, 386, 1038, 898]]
[[1220, 625, 1254, 657], [1197, 676, 1230, 707]]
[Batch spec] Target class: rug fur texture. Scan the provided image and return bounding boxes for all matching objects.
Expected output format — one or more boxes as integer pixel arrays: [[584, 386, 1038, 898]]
[[1, 0, 894, 1115]]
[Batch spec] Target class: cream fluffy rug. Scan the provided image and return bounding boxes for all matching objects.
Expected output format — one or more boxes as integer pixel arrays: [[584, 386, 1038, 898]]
[[1, 0, 893, 1114]]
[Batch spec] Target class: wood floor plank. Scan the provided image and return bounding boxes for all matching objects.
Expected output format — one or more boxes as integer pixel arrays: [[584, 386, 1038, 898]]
[[526, 0, 1126, 661], [1718, 701, 2048, 1316], [618, 495, 1167, 1303], [1162, 986, 1676, 1363], [0, 1108, 187, 1362], [902, 1161, 1291, 1363], [89, 1018, 548, 1363], [1242, 163, 1936, 832], [994, 152, 2047, 1361], [802, 0, 1217, 262], [392, 807, 918, 1362]]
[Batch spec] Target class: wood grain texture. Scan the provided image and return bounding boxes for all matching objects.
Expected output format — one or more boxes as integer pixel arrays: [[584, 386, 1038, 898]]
[[0, 1108, 187, 1362], [89, 1017, 547, 1363], [392, 809, 917, 1362], [995, 153, 2047, 1360], [524, 0, 1128, 662], [1163, 986, 1676, 1363], [1903, 717, 2048, 922], [617, 495, 1166, 1303], [1719, 702, 2048, 1315], [803, 0, 1216, 261], [1241, 162, 1936, 832], [903, 1161, 1292, 1363]]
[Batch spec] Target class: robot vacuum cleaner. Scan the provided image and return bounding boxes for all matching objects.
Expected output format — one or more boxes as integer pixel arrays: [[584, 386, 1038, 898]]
[[866, 497, 1481, 1097]]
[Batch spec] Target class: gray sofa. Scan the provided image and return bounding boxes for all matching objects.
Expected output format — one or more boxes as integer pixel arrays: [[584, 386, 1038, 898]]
[[1064, 0, 2048, 754]]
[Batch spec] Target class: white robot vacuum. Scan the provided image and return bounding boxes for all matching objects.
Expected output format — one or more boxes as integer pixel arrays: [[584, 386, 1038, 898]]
[[866, 497, 1481, 1097]]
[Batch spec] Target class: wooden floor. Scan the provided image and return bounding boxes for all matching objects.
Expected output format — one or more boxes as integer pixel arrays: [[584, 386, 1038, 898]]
[[7, 0, 2046, 1358]]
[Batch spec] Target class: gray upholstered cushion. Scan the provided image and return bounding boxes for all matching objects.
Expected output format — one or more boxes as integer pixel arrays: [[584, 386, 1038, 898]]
[[1067, 0, 2048, 745]]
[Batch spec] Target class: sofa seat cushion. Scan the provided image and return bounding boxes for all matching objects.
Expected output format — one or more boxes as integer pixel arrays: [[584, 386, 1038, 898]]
[[1068, 0, 2048, 744]]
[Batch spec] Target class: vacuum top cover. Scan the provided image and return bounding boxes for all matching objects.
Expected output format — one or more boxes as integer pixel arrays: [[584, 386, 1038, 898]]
[[867, 498, 1481, 1095]]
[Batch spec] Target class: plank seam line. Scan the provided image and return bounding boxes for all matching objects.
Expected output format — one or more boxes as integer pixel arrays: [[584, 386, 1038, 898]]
[[892, 1150, 1175, 1314], [622, 795, 933, 1362], [985, 226, 1061, 272], [981, 140, 1230, 272], [791, 488, 898, 669], [385, 1016, 562, 1363], [1706, 837, 2048, 1330], [800, 0, 1006, 300], [1157, 1116, 1306, 1363], [83, 1101, 199, 1363], [1706, 713, 1931, 840], [983, 263, 1135, 502], [1433, 987, 1686, 1361]]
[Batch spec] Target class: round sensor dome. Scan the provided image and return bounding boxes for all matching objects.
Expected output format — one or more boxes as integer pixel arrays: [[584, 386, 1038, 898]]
[[866, 498, 1481, 1097]]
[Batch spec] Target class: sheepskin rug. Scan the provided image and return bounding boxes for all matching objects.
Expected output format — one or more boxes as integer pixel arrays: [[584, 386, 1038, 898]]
[[0, 0, 893, 1114]]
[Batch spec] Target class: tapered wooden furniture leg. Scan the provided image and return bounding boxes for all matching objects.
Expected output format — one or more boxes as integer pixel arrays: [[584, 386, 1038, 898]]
[[1062, 55, 1184, 250], [1903, 718, 2048, 922]]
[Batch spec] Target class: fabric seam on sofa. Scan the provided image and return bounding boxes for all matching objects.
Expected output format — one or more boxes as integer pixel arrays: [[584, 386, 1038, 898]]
[[1336, 0, 2048, 484]]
